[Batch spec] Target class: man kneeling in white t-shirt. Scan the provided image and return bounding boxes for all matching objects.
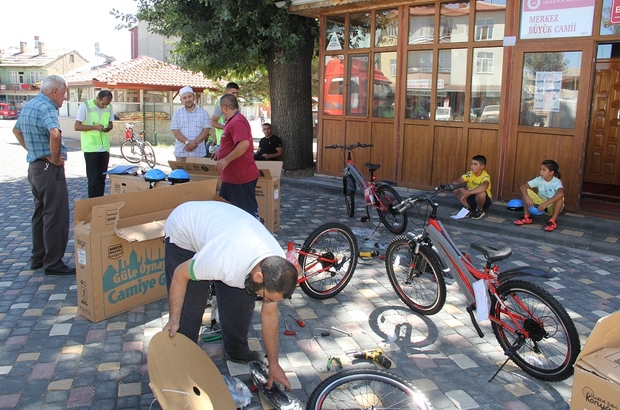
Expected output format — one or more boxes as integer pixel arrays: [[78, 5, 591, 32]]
[[163, 201, 297, 390]]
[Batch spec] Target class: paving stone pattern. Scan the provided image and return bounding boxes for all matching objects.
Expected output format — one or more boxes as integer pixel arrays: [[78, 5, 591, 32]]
[[0, 123, 618, 409]]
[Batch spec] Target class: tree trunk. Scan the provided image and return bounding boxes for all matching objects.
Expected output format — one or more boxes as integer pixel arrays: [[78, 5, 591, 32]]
[[266, 24, 315, 170]]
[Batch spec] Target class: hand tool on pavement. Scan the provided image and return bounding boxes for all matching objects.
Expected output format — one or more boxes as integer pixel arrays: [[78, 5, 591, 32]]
[[327, 356, 342, 371], [283, 319, 296, 336], [351, 349, 392, 368], [288, 313, 305, 327], [330, 326, 352, 337]]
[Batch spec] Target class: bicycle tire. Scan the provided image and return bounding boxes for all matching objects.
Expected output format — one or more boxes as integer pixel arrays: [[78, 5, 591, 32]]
[[376, 185, 408, 234], [306, 369, 434, 410], [490, 279, 580, 381], [343, 176, 355, 217], [120, 139, 141, 164], [142, 141, 157, 168], [385, 236, 446, 315], [298, 223, 358, 299]]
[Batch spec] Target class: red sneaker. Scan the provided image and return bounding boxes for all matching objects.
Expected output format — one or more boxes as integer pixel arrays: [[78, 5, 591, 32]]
[[544, 219, 557, 231], [514, 216, 533, 225]]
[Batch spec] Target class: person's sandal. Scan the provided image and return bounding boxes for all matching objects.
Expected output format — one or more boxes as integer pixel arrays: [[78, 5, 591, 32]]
[[514, 216, 533, 225], [544, 219, 557, 231]]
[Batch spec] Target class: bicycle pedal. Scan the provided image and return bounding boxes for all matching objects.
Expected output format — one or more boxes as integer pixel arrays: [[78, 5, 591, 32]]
[[360, 216, 370, 222]]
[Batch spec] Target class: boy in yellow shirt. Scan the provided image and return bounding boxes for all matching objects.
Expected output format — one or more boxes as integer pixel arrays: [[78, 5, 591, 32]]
[[452, 155, 492, 219]]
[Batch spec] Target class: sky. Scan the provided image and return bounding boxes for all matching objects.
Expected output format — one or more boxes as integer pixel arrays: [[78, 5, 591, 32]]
[[1, 0, 138, 64]]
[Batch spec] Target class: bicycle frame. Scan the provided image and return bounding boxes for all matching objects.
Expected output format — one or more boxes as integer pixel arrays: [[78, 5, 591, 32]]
[[422, 215, 548, 339], [287, 241, 344, 284]]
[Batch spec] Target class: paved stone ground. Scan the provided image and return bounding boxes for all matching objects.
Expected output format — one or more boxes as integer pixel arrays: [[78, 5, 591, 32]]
[[0, 120, 619, 409]]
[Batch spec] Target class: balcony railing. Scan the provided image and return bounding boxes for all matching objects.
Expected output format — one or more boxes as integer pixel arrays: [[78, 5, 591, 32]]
[[0, 83, 36, 91]]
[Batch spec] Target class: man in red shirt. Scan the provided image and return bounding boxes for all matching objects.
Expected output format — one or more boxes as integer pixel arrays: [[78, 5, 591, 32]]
[[215, 94, 260, 217]]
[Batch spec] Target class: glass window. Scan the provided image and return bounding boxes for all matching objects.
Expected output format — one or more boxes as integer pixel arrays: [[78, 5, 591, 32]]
[[324, 55, 345, 115], [440, 2, 470, 43], [436, 49, 467, 122], [9, 71, 18, 84], [471, 47, 503, 123], [520, 51, 582, 129], [409, 5, 435, 45], [349, 12, 371, 49], [375, 9, 399, 47], [405, 50, 433, 120], [346, 54, 369, 116], [601, 0, 620, 35], [325, 16, 345, 51], [372, 52, 397, 118], [475, 1, 506, 41]]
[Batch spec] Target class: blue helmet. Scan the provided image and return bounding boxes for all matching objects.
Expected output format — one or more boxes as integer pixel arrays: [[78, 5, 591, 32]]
[[168, 169, 190, 184], [144, 169, 167, 182], [528, 205, 546, 216], [506, 199, 523, 211]]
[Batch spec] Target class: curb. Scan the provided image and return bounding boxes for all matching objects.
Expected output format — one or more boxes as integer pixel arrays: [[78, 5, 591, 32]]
[[281, 176, 619, 255]]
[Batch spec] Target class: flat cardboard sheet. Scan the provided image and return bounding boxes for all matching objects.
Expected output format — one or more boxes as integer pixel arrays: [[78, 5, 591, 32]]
[[148, 331, 235, 410]]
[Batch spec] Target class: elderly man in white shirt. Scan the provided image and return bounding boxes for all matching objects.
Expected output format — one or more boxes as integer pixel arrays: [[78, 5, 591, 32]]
[[171, 86, 211, 161]]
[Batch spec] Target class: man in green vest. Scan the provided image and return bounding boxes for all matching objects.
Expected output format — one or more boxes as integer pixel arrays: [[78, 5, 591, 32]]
[[74, 90, 113, 197], [209, 82, 239, 158]]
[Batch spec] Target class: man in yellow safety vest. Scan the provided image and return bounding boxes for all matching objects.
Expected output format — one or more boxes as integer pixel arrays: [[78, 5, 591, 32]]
[[74, 90, 113, 197]]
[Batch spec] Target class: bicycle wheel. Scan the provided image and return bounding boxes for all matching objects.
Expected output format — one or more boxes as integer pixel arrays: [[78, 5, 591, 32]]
[[490, 279, 580, 381], [120, 139, 141, 163], [376, 185, 408, 234], [385, 236, 446, 315], [298, 223, 358, 299], [142, 141, 157, 168], [343, 176, 355, 217], [307, 369, 434, 410]]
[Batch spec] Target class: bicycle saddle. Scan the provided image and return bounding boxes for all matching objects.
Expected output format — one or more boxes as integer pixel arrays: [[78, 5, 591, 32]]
[[364, 163, 381, 172], [471, 243, 512, 263]]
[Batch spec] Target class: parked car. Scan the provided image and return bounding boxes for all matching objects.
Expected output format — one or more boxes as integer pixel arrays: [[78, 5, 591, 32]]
[[435, 107, 452, 121], [0, 103, 18, 120], [478, 105, 500, 123]]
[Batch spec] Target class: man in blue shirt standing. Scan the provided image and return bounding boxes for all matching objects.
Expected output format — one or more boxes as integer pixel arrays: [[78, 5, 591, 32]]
[[12, 75, 75, 275]]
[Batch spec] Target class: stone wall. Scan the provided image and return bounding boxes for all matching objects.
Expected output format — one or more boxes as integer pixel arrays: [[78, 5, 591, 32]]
[[58, 117, 176, 146]]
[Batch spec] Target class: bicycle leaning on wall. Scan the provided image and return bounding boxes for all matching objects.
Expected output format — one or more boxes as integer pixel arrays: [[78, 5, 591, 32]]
[[325, 142, 408, 234]]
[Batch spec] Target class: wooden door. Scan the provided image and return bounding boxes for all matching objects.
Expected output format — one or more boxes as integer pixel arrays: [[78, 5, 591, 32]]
[[585, 61, 620, 184]]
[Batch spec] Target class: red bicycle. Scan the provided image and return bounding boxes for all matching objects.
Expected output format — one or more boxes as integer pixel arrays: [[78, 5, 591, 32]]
[[289, 223, 359, 299], [325, 142, 407, 234]]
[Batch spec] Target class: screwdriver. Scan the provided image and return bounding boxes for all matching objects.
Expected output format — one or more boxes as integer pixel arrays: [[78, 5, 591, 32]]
[[288, 314, 305, 327]]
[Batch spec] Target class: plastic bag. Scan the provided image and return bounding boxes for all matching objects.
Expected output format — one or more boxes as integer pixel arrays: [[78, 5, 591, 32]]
[[223, 375, 252, 408]]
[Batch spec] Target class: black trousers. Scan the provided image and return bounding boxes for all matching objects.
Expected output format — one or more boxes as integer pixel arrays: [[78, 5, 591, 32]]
[[28, 160, 70, 270], [84, 151, 109, 198], [164, 238, 257, 359], [219, 178, 259, 219]]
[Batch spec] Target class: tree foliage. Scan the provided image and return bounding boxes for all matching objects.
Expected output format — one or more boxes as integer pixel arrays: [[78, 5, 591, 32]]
[[114, 0, 318, 169]]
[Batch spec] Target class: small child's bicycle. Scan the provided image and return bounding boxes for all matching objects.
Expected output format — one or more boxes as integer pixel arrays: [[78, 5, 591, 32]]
[[289, 223, 359, 299], [385, 183, 580, 382], [325, 142, 407, 234], [121, 123, 157, 168]]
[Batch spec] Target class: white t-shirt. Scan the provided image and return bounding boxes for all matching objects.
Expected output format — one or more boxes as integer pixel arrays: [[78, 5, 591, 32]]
[[165, 201, 284, 288], [527, 176, 563, 201]]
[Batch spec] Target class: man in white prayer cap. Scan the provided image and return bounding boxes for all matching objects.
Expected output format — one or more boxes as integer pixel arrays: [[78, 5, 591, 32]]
[[171, 86, 211, 161]]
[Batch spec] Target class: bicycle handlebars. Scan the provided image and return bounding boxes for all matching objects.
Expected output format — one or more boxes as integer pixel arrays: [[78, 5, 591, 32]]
[[325, 142, 374, 150], [395, 183, 467, 213]]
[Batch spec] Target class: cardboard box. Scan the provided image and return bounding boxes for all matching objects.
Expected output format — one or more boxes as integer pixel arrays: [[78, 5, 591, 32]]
[[109, 174, 168, 195], [73, 180, 218, 322], [571, 310, 620, 410], [168, 158, 282, 233]]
